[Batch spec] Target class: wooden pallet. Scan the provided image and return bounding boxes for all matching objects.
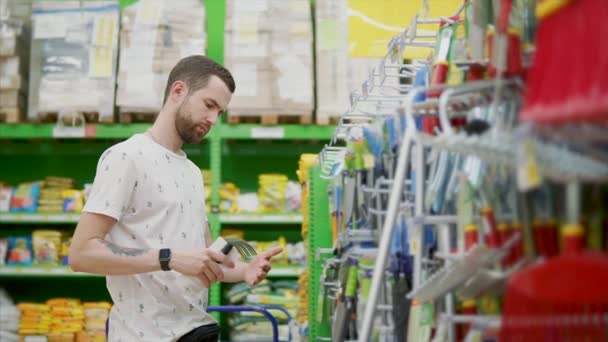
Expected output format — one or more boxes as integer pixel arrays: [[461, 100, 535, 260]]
[[227, 114, 312, 125], [32, 112, 114, 124], [119, 112, 157, 124], [0, 107, 24, 123], [315, 115, 341, 125]]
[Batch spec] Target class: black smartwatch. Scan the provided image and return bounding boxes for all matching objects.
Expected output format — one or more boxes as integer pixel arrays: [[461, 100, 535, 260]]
[[159, 248, 172, 271]]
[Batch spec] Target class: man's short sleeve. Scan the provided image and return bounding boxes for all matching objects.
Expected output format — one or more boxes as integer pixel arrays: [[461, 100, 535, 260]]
[[83, 148, 137, 220]]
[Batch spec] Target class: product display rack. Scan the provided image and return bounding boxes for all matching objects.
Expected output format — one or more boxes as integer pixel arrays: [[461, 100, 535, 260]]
[[0, 0, 331, 333], [302, 1, 608, 341], [306, 164, 334, 342]]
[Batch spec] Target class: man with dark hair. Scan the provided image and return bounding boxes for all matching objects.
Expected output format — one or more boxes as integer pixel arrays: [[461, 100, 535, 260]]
[[69, 55, 282, 342]]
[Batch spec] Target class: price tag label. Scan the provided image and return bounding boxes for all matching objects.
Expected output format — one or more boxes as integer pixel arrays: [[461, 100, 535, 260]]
[[517, 139, 542, 191], [20, 214, 40, 222], [53, 126, 86, 138], [250, 127, 284, 139], [0, 214, 17, 221]]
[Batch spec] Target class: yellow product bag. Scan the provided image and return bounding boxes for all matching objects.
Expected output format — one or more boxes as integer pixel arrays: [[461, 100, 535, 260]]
[[83, 302, 111, 310], [62, 189, 84, 213], [18, 303, 50, 312], [32, 230, 62, 265], [47, 298, 81, 307]]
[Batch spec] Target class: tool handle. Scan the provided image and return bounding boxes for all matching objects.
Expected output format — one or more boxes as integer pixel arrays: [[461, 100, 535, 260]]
[[209, 237, 240, 261]]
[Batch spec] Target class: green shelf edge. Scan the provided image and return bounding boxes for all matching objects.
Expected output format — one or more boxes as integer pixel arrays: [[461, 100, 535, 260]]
[[0, 123, 334, 140], [0, 266, 100, 278], [219, 124, 335, 140], [216, 213, 303, 224], [0, 265, 303, 278], [0, 212, 303, 225]]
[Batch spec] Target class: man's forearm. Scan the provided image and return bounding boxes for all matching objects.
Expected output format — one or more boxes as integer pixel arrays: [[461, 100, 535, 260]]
[[69, 238, 160, 275], [221, 261, 248, 283]]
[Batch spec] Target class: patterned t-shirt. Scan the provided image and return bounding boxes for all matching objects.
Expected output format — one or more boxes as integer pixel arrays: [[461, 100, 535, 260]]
[[83, 133, 215, 342]]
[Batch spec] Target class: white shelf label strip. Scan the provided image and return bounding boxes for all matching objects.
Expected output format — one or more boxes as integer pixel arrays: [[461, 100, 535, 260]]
[[250, 127, 285, 139], [0, 213, 79, 222], [220, 214, 303, 223]]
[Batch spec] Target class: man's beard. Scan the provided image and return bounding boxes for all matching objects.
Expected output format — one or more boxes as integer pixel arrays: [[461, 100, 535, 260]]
[[175, 102, 203, 144]]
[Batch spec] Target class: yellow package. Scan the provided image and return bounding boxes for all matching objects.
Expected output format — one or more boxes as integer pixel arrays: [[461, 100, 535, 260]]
[[32, 230, 62, 265], [52, 306, 84, 317], [219, 183, 239, 213], [83, 302, 111, 310], [18, 303, 50, 311], [60, 237, 72, 266], [201, 169, 212, 186], [47, 298, 81, 307], [258, 174, 288, 213], [62, 189, 84, 213]]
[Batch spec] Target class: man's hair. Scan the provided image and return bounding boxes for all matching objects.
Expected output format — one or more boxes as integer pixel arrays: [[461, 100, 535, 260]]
[[163, 55, 235, 104]]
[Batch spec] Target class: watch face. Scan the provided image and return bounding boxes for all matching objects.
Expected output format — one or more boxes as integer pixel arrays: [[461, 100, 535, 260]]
[[160, 249, 171, 270]]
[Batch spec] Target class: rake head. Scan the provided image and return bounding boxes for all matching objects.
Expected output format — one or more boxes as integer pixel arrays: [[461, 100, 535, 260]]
[[225, 237, 258, 260], [210, 237, 258, 262]]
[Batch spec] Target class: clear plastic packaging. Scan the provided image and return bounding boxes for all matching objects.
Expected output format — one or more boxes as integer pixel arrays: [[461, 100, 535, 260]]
[[117, 0, 207, 113], [27, 1, 119, 122]]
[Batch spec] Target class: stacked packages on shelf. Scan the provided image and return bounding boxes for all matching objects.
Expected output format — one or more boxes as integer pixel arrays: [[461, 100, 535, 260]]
[[0, 176, 87, 214], [0, 0, 30, 123], [116, 0, 207, 115], [314, 0, 384, 122], [17, 298, 110, 341], [27, 0, 119, 122], [226, 279, 299, 342], [224, 0, 313, 117], [201, 169, 302, 214], [0, 229, 71, 267]]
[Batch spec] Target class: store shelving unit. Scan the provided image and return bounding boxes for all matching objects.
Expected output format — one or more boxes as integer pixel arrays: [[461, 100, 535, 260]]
[[0, 0, 333, 328]]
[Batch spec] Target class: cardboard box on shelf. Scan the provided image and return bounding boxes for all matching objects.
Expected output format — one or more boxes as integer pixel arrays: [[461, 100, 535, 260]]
[[0, 56, 24, 90], [116, 0, 207, 114], [227, 65, 275, 114], [224, 31, 272, 63], [225, 0, 313, 118], [27, 0, 119, 122], [1, 0, 30, 122]]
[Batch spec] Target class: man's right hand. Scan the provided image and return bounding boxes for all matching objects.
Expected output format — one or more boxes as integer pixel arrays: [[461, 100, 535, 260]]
[[170, 249, 236, 288]]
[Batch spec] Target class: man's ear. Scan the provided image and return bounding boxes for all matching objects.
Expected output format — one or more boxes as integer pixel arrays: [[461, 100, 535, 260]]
[[170, 80, 188, 102]]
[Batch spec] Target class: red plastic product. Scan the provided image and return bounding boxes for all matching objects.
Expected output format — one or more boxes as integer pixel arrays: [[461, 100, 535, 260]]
[[500, 253, 608, 341]]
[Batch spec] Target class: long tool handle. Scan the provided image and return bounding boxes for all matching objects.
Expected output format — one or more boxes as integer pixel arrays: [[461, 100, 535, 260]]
[[358, 114, 415, 342]]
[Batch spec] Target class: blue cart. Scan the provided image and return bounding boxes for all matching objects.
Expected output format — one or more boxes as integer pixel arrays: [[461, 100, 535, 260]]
[[208, 305, 294, 342], [106, 305, 294, 342]]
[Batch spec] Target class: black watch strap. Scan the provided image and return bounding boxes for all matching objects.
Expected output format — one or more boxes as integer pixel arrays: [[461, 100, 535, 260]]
[[159, 248, 171, 271]]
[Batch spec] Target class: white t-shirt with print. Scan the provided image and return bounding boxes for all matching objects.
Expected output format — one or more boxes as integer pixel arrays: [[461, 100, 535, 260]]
[[83, 133, 215, 342]]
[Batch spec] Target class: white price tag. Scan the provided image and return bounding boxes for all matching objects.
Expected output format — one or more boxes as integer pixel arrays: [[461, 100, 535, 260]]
[[48, 214, 70, 222], [24, 336, 48, 342], [0, 214, 16, 221], [20, 214, 40, 222], [52, 126, 86, 138], [250, 127, 285, 139]]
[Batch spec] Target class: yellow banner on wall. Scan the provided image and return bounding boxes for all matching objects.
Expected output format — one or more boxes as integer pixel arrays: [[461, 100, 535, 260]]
[[347, 0, 463, 59]]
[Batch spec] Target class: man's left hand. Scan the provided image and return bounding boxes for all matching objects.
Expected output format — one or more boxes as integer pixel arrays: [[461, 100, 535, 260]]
[[243, 246, 283, 286]]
